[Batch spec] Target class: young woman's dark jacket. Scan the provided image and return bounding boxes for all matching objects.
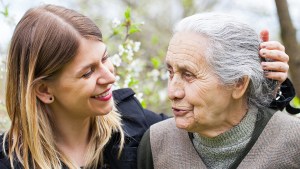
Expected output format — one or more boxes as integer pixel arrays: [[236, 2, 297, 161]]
[[0, 88, 168, 169], [0, 79, 298, 169]]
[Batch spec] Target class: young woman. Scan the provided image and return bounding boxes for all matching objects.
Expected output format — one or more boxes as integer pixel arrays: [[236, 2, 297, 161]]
[[0, 4, 295, 169], [0, 4, 125, 169]]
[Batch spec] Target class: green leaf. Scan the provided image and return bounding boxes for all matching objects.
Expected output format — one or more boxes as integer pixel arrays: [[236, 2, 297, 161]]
[[128, 78, 138, 87], [124, 7, 131, 20], [151, 57, 161, 69], [128, 25, 141, 34], [113, 29, 119, 35], [3, 6, 8, 17], [292, 96, 300, 108], [141, 100, 147, 108], [143, 88, 152, 95]]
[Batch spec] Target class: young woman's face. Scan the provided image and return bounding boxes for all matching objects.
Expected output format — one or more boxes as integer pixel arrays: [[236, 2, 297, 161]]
[[48, 38, 116, 119]]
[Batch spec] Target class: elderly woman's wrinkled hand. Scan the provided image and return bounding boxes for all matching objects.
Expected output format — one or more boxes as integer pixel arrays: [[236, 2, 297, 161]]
[[259, 41, 289, 84]]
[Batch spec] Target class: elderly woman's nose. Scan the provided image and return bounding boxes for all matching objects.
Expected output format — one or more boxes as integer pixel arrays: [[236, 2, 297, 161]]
[[168, 79, 185, 100]]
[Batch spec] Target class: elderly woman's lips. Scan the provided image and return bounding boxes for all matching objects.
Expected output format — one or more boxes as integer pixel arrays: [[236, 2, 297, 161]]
[[172, 108, 191, 116]]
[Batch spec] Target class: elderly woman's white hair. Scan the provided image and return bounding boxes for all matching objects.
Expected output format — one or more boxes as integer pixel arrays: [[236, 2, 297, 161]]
[[173, 13, 277, 107]]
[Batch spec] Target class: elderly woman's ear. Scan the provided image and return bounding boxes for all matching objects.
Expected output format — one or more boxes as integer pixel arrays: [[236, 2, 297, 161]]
[[232, 76, 250, 99]]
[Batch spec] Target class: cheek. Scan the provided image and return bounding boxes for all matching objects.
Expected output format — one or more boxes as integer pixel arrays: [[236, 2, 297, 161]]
[[185, 83, 211, 122], [185, 82, 206, 105]]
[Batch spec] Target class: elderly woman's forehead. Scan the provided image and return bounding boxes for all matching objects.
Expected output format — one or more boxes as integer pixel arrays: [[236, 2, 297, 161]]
[[167, 32, 208, 60], [172, 32, 207, 42]]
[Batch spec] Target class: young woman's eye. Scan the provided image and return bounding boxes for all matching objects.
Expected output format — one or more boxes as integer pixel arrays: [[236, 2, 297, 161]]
[[102, 54, 110, 63], [82, 68, 95, 78]]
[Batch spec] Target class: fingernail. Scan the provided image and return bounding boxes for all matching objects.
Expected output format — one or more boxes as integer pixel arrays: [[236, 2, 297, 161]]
[[264, 71, 269, 76], [261, 44, 266, 48]]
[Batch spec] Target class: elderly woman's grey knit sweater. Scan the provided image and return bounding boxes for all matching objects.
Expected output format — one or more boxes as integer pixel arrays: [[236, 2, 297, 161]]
[[192, 107, 257, 169]]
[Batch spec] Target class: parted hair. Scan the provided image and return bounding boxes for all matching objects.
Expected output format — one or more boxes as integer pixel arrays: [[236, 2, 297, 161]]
[[4, 4, 124, 169], [174, 13, 277, 107]]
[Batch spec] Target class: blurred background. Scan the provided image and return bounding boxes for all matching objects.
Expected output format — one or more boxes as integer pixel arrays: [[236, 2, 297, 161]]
[[0, 0, 299, 132]]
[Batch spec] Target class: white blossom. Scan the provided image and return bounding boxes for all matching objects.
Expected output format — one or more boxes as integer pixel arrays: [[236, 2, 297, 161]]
[[127, 50, 133, 61], [115, 75, 120, 82], [113, 76, 121, 89], [124, 75, 132, 88], [161, 70, 169, 80], [126, 43, 133, 51], [118, 45, 125, 56], [129, 59, 143, 73], [150, 69, 160, 81], [133, 41, 141, 52], [110, 54, 122, 67], [112, 18, 121, 28], [159, 90, 167, 101], [136, 92, 144, 102]]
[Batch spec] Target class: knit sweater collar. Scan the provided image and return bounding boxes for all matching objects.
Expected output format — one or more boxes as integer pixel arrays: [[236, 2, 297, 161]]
[[193, 106, 258, 147], [192, 107, 258, 168]]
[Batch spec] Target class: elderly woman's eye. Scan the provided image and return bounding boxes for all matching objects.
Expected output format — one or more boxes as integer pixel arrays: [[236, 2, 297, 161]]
[[183, 72, 195, 81], [168, 69, 174, 79]]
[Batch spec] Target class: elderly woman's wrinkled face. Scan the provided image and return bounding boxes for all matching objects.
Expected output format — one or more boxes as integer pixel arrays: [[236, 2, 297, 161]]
[[166, 32, 238, 137]]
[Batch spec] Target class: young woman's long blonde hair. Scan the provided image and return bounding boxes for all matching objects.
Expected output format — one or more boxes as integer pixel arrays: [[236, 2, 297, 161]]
[[4, 4, 124, 169]]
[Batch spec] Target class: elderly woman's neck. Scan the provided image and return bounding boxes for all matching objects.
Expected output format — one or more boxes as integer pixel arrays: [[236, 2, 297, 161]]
[[199, 100, 249, 138]]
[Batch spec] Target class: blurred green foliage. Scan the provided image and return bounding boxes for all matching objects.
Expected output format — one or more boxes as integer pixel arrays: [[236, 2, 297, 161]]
[[0, 0, 9, 17], [106, 8, 168, 111]]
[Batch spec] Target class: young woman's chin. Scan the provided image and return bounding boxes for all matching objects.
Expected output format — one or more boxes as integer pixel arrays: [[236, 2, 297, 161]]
[[95, 103, 114, 116]]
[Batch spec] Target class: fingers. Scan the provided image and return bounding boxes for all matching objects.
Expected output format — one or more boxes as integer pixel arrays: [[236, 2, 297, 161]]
[[260, 49, 289, 62], [260, 41, 285, 51], [261, 61, 289, 84], [261, 62, 289, 72], [258, 32, 289, 84], [260, 29, 269, 42], [264, 71, 287, 83]]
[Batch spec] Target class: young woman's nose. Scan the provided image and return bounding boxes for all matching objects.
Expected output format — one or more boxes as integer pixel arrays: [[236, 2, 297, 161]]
[[97, 66, 116, 85]]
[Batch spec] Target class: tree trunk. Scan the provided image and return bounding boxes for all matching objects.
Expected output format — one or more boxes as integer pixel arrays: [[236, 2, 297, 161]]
[[275, 0, 300, 98]]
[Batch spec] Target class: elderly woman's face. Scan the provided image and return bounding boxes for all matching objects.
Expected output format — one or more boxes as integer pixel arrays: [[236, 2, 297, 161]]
[[166, 32, 239, 137]]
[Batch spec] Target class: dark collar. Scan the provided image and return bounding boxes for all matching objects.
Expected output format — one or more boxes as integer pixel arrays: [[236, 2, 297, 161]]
[[112, 88, 135, 104]]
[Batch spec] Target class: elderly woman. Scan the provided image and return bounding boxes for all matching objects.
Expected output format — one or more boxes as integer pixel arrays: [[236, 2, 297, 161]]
[[137, 13, 300, 169]]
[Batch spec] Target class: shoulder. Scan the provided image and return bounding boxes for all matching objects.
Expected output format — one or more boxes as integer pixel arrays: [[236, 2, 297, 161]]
[[113, 88, 150, 138], [113, 88, 136, 104], [150, 118, 176, 132], [113, 88, 167, 136], [149, 118, 183, 142], [113, 88, 145, 118], [0, 134, 6, 159], [271, 110, 300, 127], [266, 110, 300, 143], [137, 130, 154, 169]]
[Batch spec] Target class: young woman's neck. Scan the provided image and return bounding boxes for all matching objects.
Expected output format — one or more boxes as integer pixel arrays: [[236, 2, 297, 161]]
[[54, 115, 91, 167]]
